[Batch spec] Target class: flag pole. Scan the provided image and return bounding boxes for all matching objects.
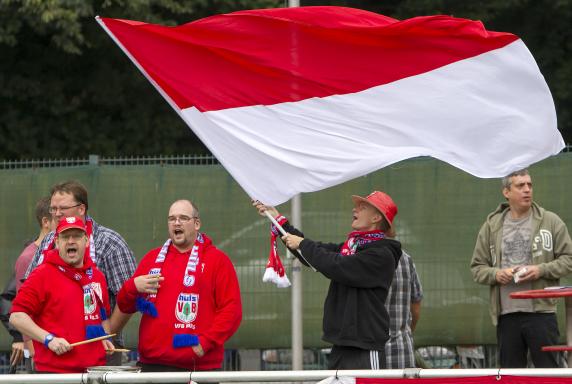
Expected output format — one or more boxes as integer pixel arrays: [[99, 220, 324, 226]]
[[287, 0, 303, 371], [290, 193, 303, 371]]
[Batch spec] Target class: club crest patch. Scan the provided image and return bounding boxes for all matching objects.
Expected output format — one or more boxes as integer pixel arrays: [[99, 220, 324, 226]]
[[175, 293, 199, 323], [183, 274, 195, 287], [83, 286, 97, 315]]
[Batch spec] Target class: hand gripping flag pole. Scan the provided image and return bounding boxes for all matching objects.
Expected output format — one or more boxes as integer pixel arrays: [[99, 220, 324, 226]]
[[264, 211, 317, 272]]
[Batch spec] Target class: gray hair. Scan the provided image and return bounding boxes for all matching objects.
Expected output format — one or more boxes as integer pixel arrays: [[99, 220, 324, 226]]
[[502, 169, 529, 190]]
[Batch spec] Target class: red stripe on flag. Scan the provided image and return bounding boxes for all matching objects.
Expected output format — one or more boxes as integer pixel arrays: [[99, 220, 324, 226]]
[[100, 6, 518, 111]]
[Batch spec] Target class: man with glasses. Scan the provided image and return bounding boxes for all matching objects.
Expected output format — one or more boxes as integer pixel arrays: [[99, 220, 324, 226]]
[[24, 180, 136, 365], [110, 199, 242, 372]]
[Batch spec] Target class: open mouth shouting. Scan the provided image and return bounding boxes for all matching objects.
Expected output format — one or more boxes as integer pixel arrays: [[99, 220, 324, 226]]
[[66, 245, 79, 257]]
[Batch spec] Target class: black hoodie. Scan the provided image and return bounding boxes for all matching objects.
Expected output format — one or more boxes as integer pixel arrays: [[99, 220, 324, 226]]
[[283, 222, 402, 350]]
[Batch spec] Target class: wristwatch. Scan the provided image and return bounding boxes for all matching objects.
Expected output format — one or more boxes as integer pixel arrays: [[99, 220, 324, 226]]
[[44, 333, 55, 347]]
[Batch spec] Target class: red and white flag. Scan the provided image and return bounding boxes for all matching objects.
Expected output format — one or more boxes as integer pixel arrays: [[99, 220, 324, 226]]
[[97, 6, 563, 205]]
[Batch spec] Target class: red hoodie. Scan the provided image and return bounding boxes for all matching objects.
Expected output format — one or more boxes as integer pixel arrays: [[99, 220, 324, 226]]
[[118, 235, 242, 370], [12, 249, 110, 373]]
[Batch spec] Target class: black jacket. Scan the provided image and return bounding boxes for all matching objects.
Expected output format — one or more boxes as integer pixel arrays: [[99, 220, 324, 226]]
[[283, 222, 401, 350], [0, 274, 23, 342]]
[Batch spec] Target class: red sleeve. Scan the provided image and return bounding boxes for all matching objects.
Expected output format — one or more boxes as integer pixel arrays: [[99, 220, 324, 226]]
[[117, 249, 157, 313], [198, 251, 242, 353], [14, 244, 37, 292], [11, 265, 47, 317]]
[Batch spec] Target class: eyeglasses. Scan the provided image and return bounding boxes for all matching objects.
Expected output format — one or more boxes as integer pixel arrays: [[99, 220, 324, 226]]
[[167, 215, 199, 224], [58, 233, 85, 241], [49, 203, 82, 214]]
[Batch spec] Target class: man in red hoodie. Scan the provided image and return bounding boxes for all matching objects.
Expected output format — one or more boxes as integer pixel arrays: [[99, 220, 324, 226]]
[[112, 199, 242, 372], [10, 216, 113, 373]]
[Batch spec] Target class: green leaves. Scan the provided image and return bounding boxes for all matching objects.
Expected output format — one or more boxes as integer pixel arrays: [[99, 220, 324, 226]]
[[0, 0, 280, 159]]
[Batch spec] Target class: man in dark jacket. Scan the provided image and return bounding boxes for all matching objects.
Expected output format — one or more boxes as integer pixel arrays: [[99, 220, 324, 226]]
[[254, 190, 401, 369], [1, 276, 22, 372]]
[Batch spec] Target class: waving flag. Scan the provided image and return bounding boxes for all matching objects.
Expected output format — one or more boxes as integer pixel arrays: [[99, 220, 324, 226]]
[[97, 6, 563, 205]]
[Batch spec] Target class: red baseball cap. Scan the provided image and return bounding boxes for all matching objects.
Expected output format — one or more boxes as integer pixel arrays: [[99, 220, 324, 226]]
[[56, 216, 87, 235], [351, 191, 398, 236]]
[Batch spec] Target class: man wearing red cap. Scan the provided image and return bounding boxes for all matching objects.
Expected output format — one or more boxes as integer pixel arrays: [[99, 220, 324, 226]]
[[254, 191, 402, 369], [24, 180, 136, 364], [10, 216, 113, 373]]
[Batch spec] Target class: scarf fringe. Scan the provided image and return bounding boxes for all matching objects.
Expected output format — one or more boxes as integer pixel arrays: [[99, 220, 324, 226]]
[[136, 296, 158, 318], [262, 267, 278, 283], [173, 334, 199, 348], [86, 325, 107, 339], [275, 274, 291, 288], [262, 267, 291, 288]]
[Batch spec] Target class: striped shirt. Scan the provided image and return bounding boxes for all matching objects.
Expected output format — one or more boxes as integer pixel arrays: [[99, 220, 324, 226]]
[[385, 251, 423, 368]]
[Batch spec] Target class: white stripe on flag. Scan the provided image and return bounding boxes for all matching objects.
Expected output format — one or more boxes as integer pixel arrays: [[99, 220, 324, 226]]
[[181, 40, 561, 205]]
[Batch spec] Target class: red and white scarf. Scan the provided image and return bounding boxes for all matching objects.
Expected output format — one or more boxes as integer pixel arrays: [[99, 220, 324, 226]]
[[44, 248, 108, 339], [145, 233, 205, 303], [136, 234, 208, 348], [264, 215, 291, 288], [340, 230, 386, 256]]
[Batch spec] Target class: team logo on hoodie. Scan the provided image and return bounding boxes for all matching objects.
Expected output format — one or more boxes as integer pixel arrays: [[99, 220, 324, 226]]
[[175, 293, 199, 323], [83, 285, 97, 315]]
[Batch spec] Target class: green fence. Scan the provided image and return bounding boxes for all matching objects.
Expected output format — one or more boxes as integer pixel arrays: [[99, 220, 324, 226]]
[[1, 154, 572, 350]]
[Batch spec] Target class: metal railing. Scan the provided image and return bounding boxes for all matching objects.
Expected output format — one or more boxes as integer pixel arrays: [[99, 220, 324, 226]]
[[2, 145, 571, 170], [0, 154, 219, 169], [2, 368, 572, 384]]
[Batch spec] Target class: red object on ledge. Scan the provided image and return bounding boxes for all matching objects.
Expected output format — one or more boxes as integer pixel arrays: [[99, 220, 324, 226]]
[[511, 288, 572, 355], [541, 345, 572, 352], [510, 288, 572, 299]]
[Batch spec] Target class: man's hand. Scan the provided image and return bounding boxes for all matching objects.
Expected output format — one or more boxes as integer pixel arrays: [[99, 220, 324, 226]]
[[25, 340, 34, 358], [10, 342, 24, 367], [282, 233, 304, 250], [495, 268, 514, 285], [252, 200, 279, 218], [134, 274, 164, 294], [192, 344, 205, 357], [102, 339, 115, 355], [514, 265, 541, 283], [48, 337, 72, 356]]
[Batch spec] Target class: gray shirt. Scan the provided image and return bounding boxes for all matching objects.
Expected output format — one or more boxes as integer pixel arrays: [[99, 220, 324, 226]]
[[500, 212, 534, 314]]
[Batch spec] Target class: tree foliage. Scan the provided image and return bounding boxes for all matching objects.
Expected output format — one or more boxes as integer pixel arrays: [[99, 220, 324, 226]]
[[0, 0, 281, 159], [1, 0, 570, 160]]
